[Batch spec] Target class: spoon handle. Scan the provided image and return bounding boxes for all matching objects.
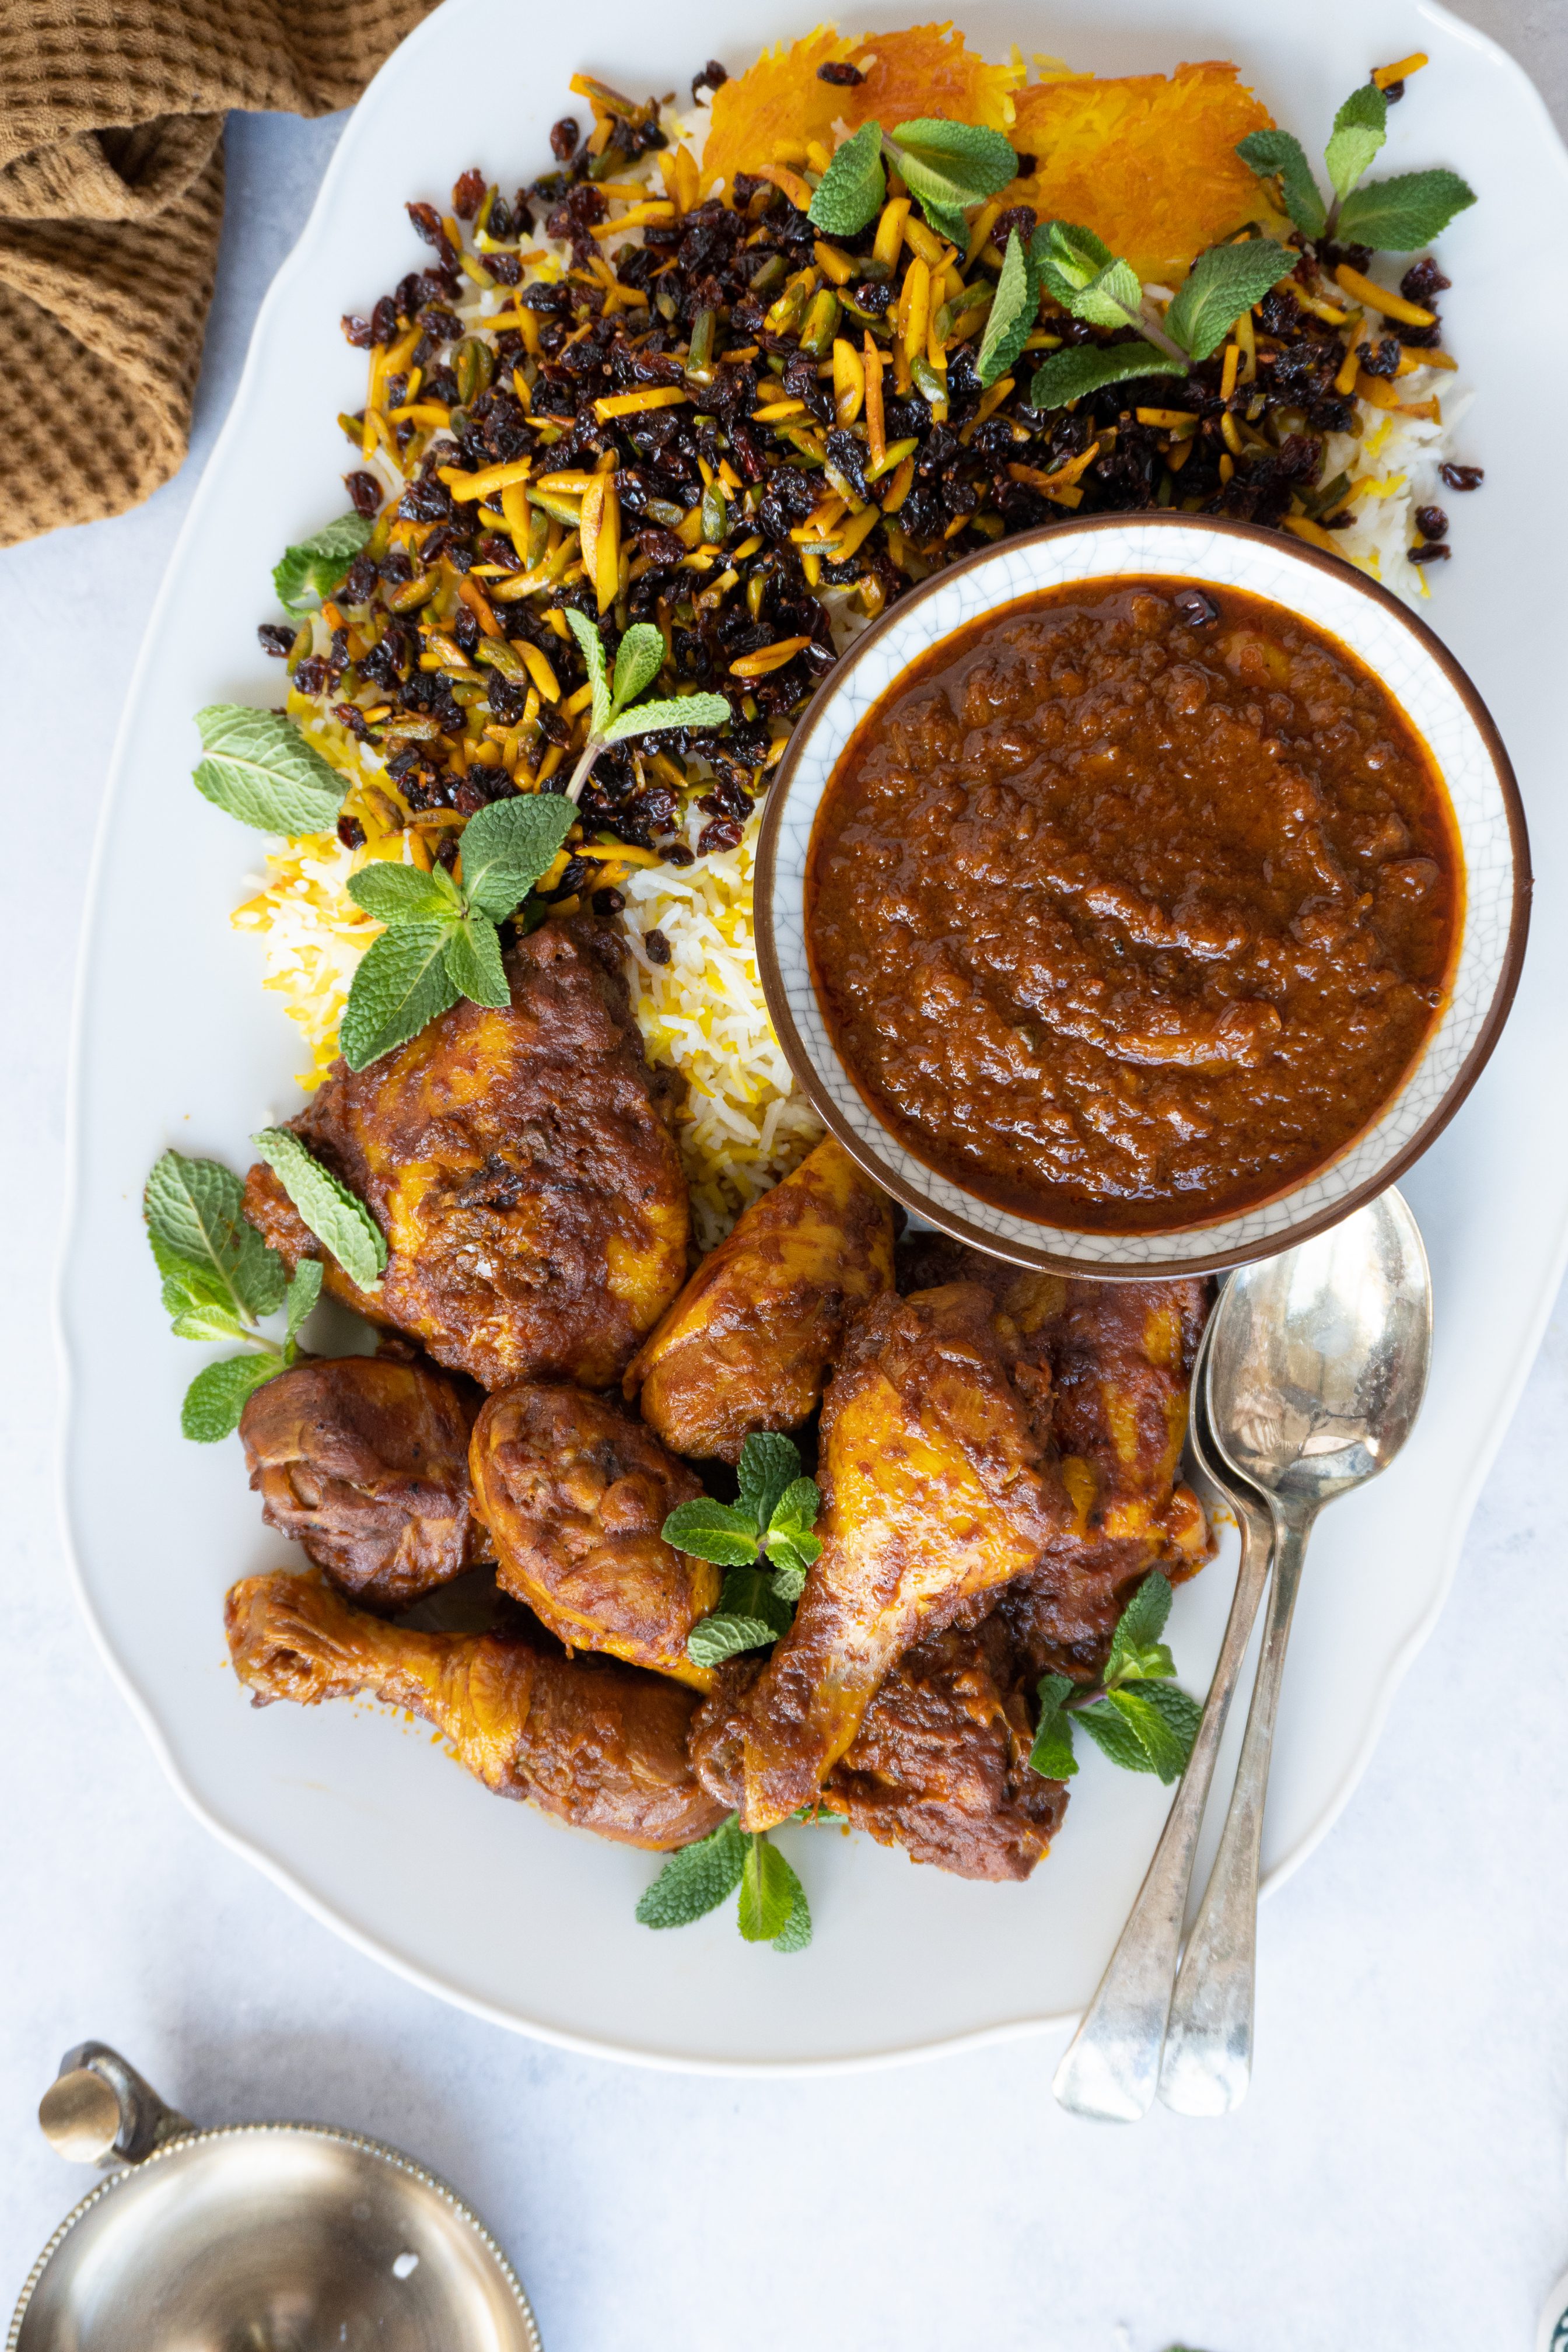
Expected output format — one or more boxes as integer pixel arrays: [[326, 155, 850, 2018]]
[[1052, 1499, 1272, 2122], [1157, 1511, 1311, 2115]]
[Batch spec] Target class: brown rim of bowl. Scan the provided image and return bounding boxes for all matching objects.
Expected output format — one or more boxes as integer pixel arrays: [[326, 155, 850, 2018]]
[[754, 508, 1533, 1280]]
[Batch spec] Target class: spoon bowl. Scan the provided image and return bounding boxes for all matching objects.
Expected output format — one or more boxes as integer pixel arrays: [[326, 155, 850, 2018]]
[[1205, 1188, 1432, 1508], [1158, 1186, 1433, 2115]]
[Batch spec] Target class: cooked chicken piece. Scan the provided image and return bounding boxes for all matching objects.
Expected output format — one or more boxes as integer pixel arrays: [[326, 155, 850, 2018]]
[[468, 1383, 719, 1692], [698, 1282, 1075, 1830], [240, 1354, 485, 1612], [825, 1614, 1069, 1881], [243, 916, 690, 1392], [897, 1237, 1211, 1676], [226, 1570, 726, 1850], [625, 1136, 895, 1462], [693, 1608, 1068, 1881]]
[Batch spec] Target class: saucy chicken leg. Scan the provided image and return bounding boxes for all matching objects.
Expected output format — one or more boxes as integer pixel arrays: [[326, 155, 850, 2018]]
[[239, 1354, 484, 1611], [698, 1282, 1075, 1830], [226, 1570, 726, 1849], [625, 1135, 895, 1462], [468, 1383, 720, 1690], [243, 916, 690, 1392]]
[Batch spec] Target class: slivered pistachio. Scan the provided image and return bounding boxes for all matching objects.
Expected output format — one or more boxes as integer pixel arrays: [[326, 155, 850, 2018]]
[[454, 337, 494, 404], [700, 480, 730, 542], [799, 288, 842, 356], [474, 636, 528, 682], [685, 308, 716, 380]]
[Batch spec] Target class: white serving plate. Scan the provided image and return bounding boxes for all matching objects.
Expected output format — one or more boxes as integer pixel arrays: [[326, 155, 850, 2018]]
[[58, 0, 1568, 2071]]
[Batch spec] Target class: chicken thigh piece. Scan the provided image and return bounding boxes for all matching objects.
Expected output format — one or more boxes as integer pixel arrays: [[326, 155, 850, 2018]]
[[469, 1384, 720, 1691], [896, 1236, 1212, 1677], [240, 1355, 485, 1612], [625, 1135, 895, 1463], [699, 1282, 1075, 1830], [692, 1608, 1069, 1881], [825, 1614, 1069, 1881], [243, 916, 690, 1392], [226, 1570, 726, 1850]]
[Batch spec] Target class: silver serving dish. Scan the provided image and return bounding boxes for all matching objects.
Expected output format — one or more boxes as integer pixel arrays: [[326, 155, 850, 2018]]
[[9, 2042, 542, 2351]]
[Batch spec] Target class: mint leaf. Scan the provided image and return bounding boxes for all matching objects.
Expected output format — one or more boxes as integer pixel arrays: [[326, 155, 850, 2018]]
[[252, 1128, 387, 1291], [273, 513, 375, 617], [762, 1531, 818, 1601], [1107, 1570, 1173, 1659], [977, 228, 1037, 388], [169, 1302, 250, 1344], [1336, 169, 1476, 252], [339, 923, 461, 1070], [736, 1432, 802, 1533], [663, 1497, 758, 1566], [459, 793, 576, 922], [1165, 237, 1292, 361], [230, 1223, 288, 1319], [687, 1563, 793, 1664], [808, 119, 886, 236], [284, 1256, 323, 1345], [611, 621, 666, 716], [771, 1852, 812, 1952], [1324, 82, 1387, 202], [180, 1352, 282, 1443], [1035, 218, 1118, 301], [1028, 341, 1186, 408], [738, 1833, 797, 1942], [1139, 1679, 1203, 1762], [602, 691, 730, 744], [686, 1612, 780, 1667], [1105, 1687, 1190, 1783], [155, 1248, 233, 1320], [891, 118, 1017, 203], [1235, 128, 1327, 238], [767, 1475, 821, 1535], [921, 198, 972, 249], [443, 915, 510, 1009], [1028, 1672, 1080, 1780], [635, 1815, 747, 1927], [565, 607, 612, 737], [192, 705, 344, 836], [1074, 1695, 1158, 1774], [145, 1152, 248, 1294], [345, 863, 462, 925]]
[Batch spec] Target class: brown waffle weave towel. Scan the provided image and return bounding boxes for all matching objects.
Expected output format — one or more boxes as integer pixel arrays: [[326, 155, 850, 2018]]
[[0, 0, 439, 549]]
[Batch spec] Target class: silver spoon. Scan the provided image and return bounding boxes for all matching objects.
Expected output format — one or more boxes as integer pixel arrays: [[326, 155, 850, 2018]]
[[1158, 1185, 1432, 2115], [1052, 1316, 1275, 2122]]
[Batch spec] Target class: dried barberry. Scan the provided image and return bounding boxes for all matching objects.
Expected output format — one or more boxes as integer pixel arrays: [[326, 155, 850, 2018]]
[[1408, 541, 1451, 564], [337, 814, 367, 850], [692, 60, 728, 101], [257, 624, 295, 658], [1414, 505, 1448, 541], [550, 117, 580, 162], [817, 59, 864, 84], [1400, 257, 1451, 305], [643, 926, 673, 963], [344, 470, 383, 518], [1439, 462, 1483, 491], [452, 169, 486, 219]]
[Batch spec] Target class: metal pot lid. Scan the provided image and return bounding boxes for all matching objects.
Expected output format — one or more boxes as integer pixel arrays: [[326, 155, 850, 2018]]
[[10, 2043, 542, 2352]]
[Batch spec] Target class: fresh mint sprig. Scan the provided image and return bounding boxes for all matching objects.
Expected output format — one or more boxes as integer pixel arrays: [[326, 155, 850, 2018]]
[[1028, 1573, 1203, 1785], [251, 1128, 387, 1292], [635, 1814, 813, 1952], [808, 113, 1019, 241], [1025, 218, 1292, 408], [192, 705, 345, 836], [338, 794, 576, 1069], [663, 1432, 823, 1669], [144, 1149, 319, 1441], [273, 513, 375, 618], [562, 610, 729, 805], [1236, 78, 1475, 250]]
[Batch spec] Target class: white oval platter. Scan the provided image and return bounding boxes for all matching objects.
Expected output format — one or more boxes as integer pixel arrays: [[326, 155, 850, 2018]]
[[58, 0, 1568, 2068]]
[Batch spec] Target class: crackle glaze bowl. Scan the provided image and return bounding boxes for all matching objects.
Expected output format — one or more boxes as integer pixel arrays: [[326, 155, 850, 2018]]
[[755, 509, 1531, 1276]]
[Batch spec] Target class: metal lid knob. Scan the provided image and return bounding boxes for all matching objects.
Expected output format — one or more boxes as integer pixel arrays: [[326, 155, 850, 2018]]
[[38, 2070, 123, 2165]]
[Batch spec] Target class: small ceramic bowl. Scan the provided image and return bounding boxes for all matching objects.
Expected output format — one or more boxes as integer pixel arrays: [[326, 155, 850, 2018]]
[[755, 511, 1531, 1277]]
